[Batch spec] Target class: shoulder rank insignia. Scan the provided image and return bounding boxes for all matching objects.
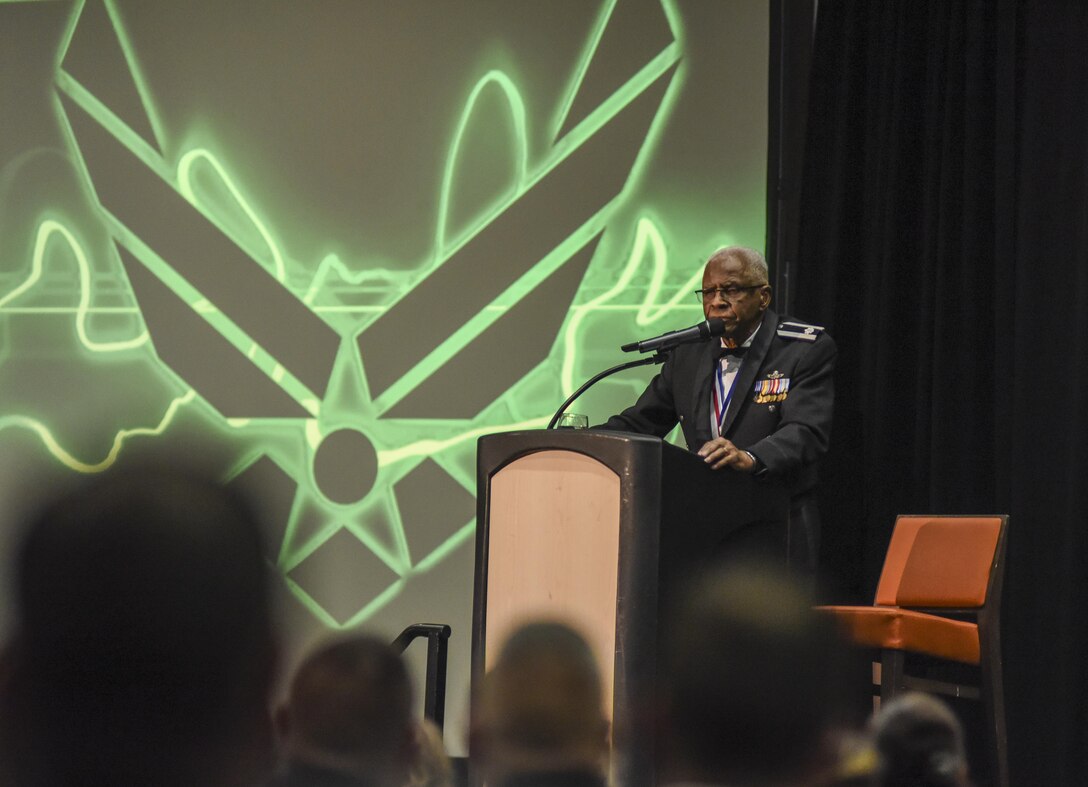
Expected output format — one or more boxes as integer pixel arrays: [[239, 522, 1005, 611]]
[[777, 320, 825, 342], [754, 376, 790, 404]]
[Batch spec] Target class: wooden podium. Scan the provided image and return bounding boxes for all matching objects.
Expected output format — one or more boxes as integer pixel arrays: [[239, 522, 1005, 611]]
[[472, 429, 789, 786]]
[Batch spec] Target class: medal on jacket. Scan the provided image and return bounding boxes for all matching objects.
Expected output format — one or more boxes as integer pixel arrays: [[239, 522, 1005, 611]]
[[754, 374, 790, 404]]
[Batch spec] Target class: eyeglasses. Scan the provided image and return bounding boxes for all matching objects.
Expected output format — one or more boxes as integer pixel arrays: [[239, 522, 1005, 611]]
[[694, 284, 765, 302]]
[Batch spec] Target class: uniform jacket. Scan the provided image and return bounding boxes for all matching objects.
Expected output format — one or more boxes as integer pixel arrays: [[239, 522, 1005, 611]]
[[601, 309, 835, 497]]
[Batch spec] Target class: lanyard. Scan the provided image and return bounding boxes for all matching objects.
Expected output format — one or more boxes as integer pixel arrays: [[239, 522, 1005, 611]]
[[713, 358, 742, 437]]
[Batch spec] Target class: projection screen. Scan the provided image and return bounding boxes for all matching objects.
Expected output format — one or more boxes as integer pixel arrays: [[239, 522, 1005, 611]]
[[0, 0, 768, 750]]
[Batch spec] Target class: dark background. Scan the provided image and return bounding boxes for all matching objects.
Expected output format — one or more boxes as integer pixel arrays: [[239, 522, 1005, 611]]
[[770, 1, 1088, 784]]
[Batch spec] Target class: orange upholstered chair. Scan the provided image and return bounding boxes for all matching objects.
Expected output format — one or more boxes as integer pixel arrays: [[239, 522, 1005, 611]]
[[817, 515, 1008, 787]]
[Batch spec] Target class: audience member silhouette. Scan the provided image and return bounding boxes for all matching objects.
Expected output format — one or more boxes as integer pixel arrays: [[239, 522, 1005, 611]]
[[471, 621, 609, 787], [0, 464, 277, 787], [406, 719, 453, 787], [270, 634, 416, 787], [869, 692, 971, 787], [657, 559, 848, 786]]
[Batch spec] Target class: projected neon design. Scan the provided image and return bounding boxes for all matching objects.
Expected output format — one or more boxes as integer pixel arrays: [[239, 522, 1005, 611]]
[[436, 70, 529, 257], [0, 219, 149, 352], [177, 150, 287, 284], [560, 216, 723, 393], [0, 0, 763, 628], [0, 390, 196, 473]]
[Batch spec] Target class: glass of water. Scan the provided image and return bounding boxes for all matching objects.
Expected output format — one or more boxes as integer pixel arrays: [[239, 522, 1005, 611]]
[[556, 412, 589, 429]]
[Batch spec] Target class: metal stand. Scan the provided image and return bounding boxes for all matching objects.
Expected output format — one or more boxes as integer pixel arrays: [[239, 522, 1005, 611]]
[[547, 352, 668, 429]]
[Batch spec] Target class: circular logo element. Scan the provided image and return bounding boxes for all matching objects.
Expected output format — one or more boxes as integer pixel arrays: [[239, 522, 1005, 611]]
[[312, 427, 379, 505]]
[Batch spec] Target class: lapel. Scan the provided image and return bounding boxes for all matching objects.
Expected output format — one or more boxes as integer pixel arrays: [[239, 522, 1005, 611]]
[[720, 309, 777, 436], [689, 338, 721, 445]]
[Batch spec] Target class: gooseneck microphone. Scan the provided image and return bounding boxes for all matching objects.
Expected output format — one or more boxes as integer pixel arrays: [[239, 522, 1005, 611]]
[[547, 319, 723, 428], [621, 317, 725, 353]]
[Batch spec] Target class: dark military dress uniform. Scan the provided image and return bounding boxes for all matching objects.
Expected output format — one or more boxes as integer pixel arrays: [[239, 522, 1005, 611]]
[[602, 309, 835, 571]]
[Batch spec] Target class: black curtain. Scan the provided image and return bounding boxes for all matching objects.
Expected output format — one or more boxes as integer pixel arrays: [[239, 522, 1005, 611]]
[[788, 1, 1088, 784], [767, 0, 817, 311]]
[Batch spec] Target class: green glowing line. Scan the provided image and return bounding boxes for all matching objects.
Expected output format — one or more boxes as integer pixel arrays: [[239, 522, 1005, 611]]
[[58, 64, 400, 324], [373, 204, 613, 413], [0, 390, 197, 473], [560, 216, 703, 393], [280, 517, 348, 571], [97, 210, 322, 417], [551, 0, 617, 140], [56, 70, 172, 183], [101, 0, 168, 151], [436, 70, 529, 255], [282, 577, 343, 629], [284, 561, 408, 631], [406, 31, 680, 299], [175, 149, 390, 327], [147, 145, 414, 311], [302, 253, 412, 306], [343, 518, 410, 575], [659, 0, 686, 55], [281, 506, 407, 579], [310, 305, 385, 313], [57, 73, 325, 415], [262, 303, 697, 317], [413, 520, 475, 572], [388, 502, 414, 576], [53, 0, 85, 70], [376, 415, 549, 467], [371, 38, 687, 412], [542, 56, 681, 189], [303, 418, 322, 451], [0, 219, 149, 352], [177, 149, 287, 282], [562, 216, 656, 390], [281, 523, 396, 577], [51, 1, 167, 154], [0, 308, 140, 314], [338, 578, 407, 631], [333, 521, 475, 628]]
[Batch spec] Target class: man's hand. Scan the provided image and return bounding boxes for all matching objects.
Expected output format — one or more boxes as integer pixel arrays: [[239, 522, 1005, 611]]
[[697, 437, 755, 472]]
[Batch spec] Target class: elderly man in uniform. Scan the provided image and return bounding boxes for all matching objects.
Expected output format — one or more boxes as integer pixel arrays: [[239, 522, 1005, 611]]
[[602, 245, 835, 572]]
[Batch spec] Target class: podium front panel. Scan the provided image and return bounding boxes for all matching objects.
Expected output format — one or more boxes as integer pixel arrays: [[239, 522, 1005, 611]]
[[473, 429, 787, 787], [486, 449, 621, 721]]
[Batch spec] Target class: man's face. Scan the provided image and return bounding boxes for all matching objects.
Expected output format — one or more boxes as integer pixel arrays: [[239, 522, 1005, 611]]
[[701, 255, 771, 343]]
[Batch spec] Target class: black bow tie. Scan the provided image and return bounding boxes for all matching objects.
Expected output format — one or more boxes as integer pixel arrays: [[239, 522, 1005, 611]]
[[719, 345, 748, 359]]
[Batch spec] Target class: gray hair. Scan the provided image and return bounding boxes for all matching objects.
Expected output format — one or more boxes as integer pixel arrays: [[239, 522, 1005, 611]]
[[706, 246, 769, 285]]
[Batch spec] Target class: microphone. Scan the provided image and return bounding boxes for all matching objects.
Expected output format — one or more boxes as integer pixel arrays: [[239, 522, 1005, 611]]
[[621, 318, 725, 353]]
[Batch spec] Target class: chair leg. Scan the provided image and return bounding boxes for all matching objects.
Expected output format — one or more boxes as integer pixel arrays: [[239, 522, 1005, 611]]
[[880, 649, 905, 702], [982, 656, 1009, 787]]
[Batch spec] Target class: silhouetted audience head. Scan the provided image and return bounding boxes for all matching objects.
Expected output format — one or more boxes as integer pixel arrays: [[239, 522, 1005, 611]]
[[0, 464, 276, 787], [869, 692, 970, 787], [658, 559, 848, 786], [471, 621, 609, 786], [406, 719, 453, 787], [823, 731, 878, 787], [272, 634, 415, 787]]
